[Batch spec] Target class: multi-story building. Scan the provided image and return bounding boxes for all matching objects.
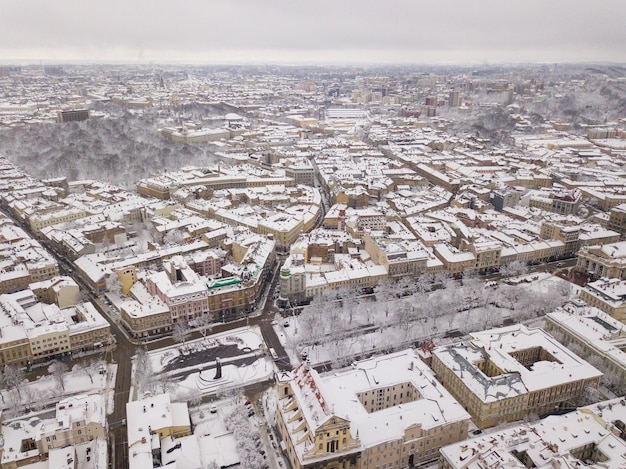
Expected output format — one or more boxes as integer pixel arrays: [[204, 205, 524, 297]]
[[0, 394, 108, 469], [67, 302, 113, 353], [147, 257, 211, 323], [285, 161, 316, 186], [41, 394, 108, 452], [0, 290, 112, 365], [575, 240, 626, 280], [57, 109, 90, 123], [119, 282, 171, 338], [363, 232, 429, 278], [439, 398, 626, 469], [578, 277, 626, 322], [489, 188, 520, 212], [28, 207, 89, 235], [433, 243, 475, 276], [0, 223, 60, 293], [545, 305, 626, 389], [276, 349, 471, 469], [607, 203, 626, 234], [126, 393, 191, 469], [431, 324, 603, 429], [30, 276, 80, 308]]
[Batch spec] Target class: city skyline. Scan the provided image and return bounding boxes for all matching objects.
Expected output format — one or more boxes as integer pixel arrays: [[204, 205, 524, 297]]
[[1, 0, 625, 65]]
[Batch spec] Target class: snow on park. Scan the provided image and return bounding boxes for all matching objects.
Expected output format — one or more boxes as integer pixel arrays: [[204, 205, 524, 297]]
[[275, 272, 575, 369], [132, 326, 274, 402], [0, 358, 116, 420]]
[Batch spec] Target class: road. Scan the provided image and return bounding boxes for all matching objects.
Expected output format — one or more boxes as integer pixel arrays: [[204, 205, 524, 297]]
[[0, 206, 290, 467]]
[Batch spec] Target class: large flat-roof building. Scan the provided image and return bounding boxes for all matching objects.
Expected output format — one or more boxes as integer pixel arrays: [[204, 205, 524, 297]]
[[439, 397, 626, 469], [578, 277, 626, 322], [545, 304, 626, 394], [431, 325, 603, 429], [276, 349, 471, 469]]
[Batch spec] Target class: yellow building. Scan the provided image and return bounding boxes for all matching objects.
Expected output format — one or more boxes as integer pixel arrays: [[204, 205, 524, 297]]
[[575, 241, 626, 280], [115, 266, 137, 296], [545, 306, 626, 391], [578, 278, 626, 322], [432, 325, 603, 429], [276, 349, 470, 469], [0, 331, 31, 367], [433, 243, 475, 276]]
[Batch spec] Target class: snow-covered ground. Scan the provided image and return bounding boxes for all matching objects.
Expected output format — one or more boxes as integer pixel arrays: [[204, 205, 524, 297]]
[[0, 360, 117, 419], [132, 326, 274, 402], [276, 273, 575, 369]]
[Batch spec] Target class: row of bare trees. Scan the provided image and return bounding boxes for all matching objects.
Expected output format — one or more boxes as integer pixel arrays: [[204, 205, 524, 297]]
[[295, 269, 572, 368]]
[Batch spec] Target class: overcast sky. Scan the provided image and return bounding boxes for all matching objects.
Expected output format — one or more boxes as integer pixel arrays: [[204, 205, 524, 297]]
[[1, 0, 625, 65]]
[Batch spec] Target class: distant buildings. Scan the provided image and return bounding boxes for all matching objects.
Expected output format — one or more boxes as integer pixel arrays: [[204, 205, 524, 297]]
[[56, 109, 90, 123]]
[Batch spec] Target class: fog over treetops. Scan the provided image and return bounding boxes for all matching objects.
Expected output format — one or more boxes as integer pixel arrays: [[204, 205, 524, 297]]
[[0, 103, 221, 189]]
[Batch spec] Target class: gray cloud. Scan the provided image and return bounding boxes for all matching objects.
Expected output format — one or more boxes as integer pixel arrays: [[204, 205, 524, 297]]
[[0, 0, 624, 63]]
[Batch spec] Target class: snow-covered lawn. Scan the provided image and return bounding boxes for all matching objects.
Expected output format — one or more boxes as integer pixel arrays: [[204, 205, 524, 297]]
[[277, 273, 575, 369], [132, 326, 274, 402], [0, 360, 117, 419]]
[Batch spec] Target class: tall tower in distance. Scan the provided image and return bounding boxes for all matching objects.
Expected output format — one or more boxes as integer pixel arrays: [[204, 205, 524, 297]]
[[449, 90, 461, 107]]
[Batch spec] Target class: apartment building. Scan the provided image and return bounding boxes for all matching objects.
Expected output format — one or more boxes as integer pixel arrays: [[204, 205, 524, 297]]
[[119, 282, 171, 338], [285, 161, 316, 186], [0, 291, 112, 365], [276, 349, 470, 469], [363, 232, 429, 278], [0, 394, 107, 469], [431, 325, 603, 429], [545, 305, 626, 389], [67, 302, 113, 353], [127, 393, 191, 469], [28, 207, 89, 235], [607, 203, 626, 234], [439, 398, 626, 469], [578, 277, 626, 322], [433, 243, 475, 276]]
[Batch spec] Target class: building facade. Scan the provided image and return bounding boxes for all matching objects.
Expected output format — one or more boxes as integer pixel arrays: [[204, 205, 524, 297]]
[[276, 349, 470, 469], [431, 325, 603, 429]]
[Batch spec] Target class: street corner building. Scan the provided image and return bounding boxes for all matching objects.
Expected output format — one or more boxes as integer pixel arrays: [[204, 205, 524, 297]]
[[276, 349, 471, 469]]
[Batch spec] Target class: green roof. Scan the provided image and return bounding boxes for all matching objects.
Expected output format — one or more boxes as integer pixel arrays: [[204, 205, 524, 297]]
[[206, 277, 241, 290]]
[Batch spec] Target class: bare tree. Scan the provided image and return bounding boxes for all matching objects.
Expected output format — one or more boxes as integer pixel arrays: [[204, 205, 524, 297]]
[[0, 371, 6, 403], [173, 319, 192, 350], [79, 357, 104, 384], [134, 346, 154, 395], [500, 260, 528, 279], [50, 361, 68, 391], [4, 364, 24, 398], [195, 314, 215, 340]]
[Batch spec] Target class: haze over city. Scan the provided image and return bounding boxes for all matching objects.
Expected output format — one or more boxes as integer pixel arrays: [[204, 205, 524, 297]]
[[1, 0, 626, 64], [1, 2, 626, 469]]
